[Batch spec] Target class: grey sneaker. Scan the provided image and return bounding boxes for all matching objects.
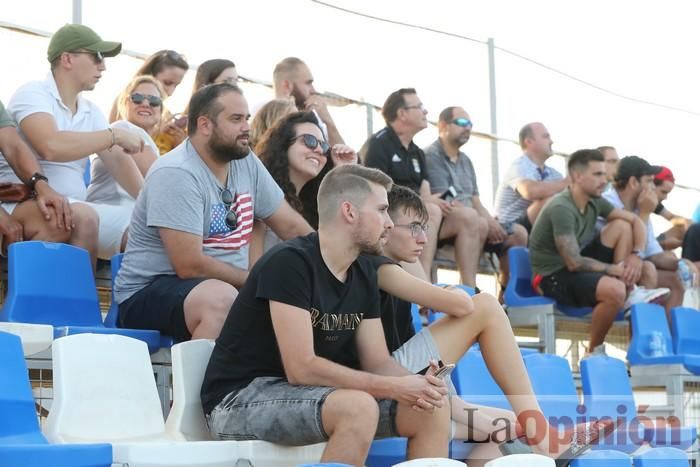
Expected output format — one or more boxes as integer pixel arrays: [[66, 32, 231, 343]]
[[623, 286, 671, 316], [582, 343, 607, 360]]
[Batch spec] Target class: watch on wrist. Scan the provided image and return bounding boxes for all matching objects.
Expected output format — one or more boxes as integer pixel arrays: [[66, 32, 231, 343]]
[[631, 249, 643, 258], [28, 172, 49, 191]]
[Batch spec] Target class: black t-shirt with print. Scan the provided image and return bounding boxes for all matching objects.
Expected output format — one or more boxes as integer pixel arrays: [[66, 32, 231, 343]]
[[200, 232, 381, 414]]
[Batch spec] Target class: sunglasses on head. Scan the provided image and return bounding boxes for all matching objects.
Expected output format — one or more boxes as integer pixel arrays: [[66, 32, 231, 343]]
[[290, 134, 330, 155], [130, 92, 163, 108], [69, 50, 104, 64], [220, 188, 238, 230], [452, 118, 473, 128]]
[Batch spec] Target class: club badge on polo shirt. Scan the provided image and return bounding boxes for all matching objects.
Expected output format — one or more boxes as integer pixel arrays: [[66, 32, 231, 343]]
[[391, 154, 401, 162], [412, 158, 421, 173]]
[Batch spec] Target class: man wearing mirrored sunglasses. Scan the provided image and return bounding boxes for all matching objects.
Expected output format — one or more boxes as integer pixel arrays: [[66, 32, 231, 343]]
[[494, 122, 568, 236], [425, 106, 528, 299], [114, 84, 313, 343], [272, 57, 345, 146], [1, 23, 146, 264]]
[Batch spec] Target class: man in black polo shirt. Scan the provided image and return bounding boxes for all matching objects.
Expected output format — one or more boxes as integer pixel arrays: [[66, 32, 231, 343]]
[[361, 88, 483, 287]]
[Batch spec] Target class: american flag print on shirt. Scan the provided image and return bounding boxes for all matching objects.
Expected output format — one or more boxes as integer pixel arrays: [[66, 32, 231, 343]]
[[205, 192, 254, 250]]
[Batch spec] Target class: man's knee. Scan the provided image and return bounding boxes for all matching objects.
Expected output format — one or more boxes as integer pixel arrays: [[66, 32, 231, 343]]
[[185, 279, 238, 321], [601, 218, 632, 241], [511, 223, 528, 246], [70, 203, 99, 237], [426, 203, 442, 223], [323, 389, 379, 437], [596, 277, 626, 307]]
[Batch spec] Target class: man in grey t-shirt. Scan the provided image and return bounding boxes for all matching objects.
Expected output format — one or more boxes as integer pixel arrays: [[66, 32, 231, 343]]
[[425, 106, 527, 296], [114, 84, 313, 342]]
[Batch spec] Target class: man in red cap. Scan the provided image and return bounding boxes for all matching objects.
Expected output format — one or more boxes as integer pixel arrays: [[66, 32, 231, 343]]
[[652, 166, 691, 251]]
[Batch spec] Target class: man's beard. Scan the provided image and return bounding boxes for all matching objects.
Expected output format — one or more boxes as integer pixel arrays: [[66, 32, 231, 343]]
[[291, 86, 307, 109], [209, 128, 249, 163]]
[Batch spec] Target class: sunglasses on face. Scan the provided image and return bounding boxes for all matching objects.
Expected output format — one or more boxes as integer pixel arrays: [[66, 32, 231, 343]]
[[290, 134, 330, 155], [69, 50, 104, 64], [221, 188, 238, 230], [452, 118, 473, 129], [129, 92, 163, 108]]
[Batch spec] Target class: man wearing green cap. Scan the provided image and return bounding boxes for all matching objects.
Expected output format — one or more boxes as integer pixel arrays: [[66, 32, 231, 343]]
[[1, 24, 145, 263]]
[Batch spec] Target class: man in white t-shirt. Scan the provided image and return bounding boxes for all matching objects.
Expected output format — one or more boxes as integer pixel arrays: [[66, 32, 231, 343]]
[[272, 57, 344, 146], [1, 24, 145, 262]]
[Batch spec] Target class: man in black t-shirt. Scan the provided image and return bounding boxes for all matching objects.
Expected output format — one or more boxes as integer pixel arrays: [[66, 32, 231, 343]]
[[361, 88, 486, 288], [375, 185, 594, 463], [201, 165, 451, 465]]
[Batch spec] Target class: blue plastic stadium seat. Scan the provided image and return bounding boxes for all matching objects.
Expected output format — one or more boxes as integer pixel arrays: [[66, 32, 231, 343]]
[[627, 304, 698, 366], [581, 355, 696, 452], [633, 446, 689, 466], [570, 449, 631, 466], [524, 353, 581, 426], [83, 157, 91, 187], [504, 247, 555, 307], [0, 331, 112, 467], [0, 242, 161, 353], [366, 437, 408, 467], [671, 306, 700, 374], [452, 349, 510, 410]]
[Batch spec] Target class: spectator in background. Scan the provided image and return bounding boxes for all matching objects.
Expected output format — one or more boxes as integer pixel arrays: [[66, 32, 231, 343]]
[[597, 146, 620, 188], [87, 75, 163, 213], [603, 157, 696, 317], [272, 57, 344, 145], [494, 122, 568, 234], [530, 150, 668, 356], [362, 88, 481, 286], [3, 23, 145, 263], [251, 111, 356, 263], [0, 99, 73, 252], [109, 49, 190, 153], [651, 167, 691, 250], [425, 106, 527, 299], [249, 98, 297, 152], [114, 84, 312, 342]]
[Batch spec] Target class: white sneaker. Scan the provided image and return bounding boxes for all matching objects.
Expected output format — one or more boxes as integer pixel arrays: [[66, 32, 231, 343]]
[[582, 343, 607, 360], [624, 286, 671, 316]]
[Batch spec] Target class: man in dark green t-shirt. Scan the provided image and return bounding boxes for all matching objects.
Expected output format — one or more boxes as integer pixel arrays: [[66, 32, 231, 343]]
[[529, 149, 665, 355]]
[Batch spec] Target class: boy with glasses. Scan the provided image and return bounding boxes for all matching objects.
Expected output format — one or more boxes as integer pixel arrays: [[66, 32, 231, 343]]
[[425, 106, 528, 299], [114, 84, 313, 342], [1, 23, 147, 263]]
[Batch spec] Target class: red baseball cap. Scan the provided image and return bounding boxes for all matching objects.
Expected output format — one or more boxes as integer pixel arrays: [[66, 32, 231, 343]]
[[655, 166, 675, 183]]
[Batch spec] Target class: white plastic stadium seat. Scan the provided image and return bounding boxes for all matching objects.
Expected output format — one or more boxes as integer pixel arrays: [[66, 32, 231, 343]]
[[393, 458, 467, 466], [165, 339, 326, 465], [0, 322, 53, 355], [485, 453, 555, 466], [44, 333, 240, 467]]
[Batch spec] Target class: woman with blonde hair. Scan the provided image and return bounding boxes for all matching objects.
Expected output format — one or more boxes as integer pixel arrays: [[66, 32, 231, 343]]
[[249, 98, 297, 153]]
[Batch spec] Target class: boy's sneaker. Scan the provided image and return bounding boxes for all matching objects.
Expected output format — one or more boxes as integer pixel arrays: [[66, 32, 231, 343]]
[[623, 286, 671, 317]]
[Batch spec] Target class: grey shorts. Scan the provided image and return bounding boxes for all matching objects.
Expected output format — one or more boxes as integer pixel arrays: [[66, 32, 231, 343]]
[[391, 328, 457, 397], [206, 377, 399, 445]]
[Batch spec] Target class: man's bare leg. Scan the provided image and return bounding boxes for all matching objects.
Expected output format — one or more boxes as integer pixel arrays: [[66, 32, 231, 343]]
[[183, 279, 238, 339], [589, 277, 626, 349], [439, 206, 487, 287], [599, 219, 632, 263], [66, 203, 99, 269], [420, 203, 443, 280]]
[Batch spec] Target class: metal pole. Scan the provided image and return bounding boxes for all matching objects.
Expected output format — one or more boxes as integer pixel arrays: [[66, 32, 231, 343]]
[[487, 38, 499, 200], [365, 103, 374, 140], [72, 0, 82, 24]]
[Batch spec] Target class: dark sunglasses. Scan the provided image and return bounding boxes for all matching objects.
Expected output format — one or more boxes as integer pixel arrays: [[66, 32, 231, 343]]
[[130, 92, 163, 108], [69, 50, 104, 64], [452, 118, 473, 129], [221, 188, 238, 230], [290, 134, 330, 155]]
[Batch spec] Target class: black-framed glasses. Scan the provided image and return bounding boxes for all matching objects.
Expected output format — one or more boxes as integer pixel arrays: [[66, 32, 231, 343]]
[[69, 50, 104, 64], [290, 134, 330, 155], [221, 188, 238, 230], [130, 92, 163, 108], [452, 118, 473, 129], [394, 223, 429, 238]]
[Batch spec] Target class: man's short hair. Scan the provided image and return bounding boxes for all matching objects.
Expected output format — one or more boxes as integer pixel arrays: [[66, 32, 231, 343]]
[[388, 185, 429, 225], [317, 165, 392, 225], [438, 107, 456, 124], [518, 123, 536, 149], [273, 57, 306, 89], [382, 88, 417, 125], [567, 148, 604, 174], [596, 145, 616, 154], [187, 83, 242, 135]]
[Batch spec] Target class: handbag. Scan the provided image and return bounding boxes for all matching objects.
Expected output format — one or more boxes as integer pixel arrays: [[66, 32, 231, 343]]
[[0, 183, 32, 203]]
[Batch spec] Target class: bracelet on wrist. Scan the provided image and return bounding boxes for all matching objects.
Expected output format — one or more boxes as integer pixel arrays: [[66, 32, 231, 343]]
[[107, 127, 116, 151]]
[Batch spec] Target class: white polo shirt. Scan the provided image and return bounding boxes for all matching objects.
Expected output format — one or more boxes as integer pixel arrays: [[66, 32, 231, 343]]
[[1, 73, 109, 200]]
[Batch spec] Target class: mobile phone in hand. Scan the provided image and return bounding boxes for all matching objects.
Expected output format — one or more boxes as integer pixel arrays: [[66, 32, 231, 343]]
[[171, 113, 188, 129], [433, 363, 455, 379], [439, 186, 457, 201]]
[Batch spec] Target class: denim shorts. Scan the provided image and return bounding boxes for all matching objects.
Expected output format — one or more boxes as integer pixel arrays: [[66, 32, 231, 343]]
[[206, 377, 399, 445]]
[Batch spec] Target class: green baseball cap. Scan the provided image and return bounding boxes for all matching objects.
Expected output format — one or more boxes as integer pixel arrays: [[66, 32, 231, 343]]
[[47, 24, 121, 62]]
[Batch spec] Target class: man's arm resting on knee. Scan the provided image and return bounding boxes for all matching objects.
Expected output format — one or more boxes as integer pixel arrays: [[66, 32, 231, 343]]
[[270, 300, 446, 408], [555, 233, 622, 276], [160, 227, 247, 288], [263, 201, 313, 241], [377, 264, 473, 317]]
